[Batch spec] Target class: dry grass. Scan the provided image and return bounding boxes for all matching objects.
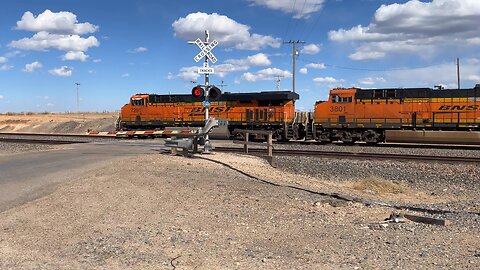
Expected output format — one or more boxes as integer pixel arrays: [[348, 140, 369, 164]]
[[352, 177, 410, 195]]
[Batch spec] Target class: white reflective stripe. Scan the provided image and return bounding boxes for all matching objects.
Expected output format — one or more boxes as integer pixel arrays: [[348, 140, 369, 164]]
[[88, 130, 197, 136]]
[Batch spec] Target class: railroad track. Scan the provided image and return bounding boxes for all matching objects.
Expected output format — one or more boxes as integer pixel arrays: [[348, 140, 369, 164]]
[[0, 138, 87, 145], [1, 132, 480, 152], [0, 132, 95, 138], [276, 140, 480, 151], [214, 146, 480, 164]]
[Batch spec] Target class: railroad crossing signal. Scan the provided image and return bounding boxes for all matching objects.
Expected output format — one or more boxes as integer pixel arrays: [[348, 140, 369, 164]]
[[193, 38, 218, 63], [191, 85, 222, 100]]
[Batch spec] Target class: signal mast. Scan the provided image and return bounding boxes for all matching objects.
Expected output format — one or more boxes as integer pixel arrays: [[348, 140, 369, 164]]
[[188, 30, 220, 153]]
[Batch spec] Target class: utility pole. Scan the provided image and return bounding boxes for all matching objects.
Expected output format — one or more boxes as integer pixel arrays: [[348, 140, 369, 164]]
[[284, 40, 305, 93], [274, 76, 284, 91], [457, 58, 460, 90], [75, 82, 80, 113], [219, 80, 227, 90]]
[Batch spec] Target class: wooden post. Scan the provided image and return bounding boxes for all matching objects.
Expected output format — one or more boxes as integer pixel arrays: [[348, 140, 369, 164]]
[[193, 136, 198, 153], [267, 132, 273, 157], [244, 132, 249, 153], [171, 136, 177, 155]]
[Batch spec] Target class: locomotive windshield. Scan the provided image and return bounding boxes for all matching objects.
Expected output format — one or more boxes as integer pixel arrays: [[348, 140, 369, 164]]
[[131, 98, 145, 106], [331, 95, 352, 103]]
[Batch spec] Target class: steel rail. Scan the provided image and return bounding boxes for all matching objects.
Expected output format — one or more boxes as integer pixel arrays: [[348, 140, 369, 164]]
[[275, 140, 480, 151], [214, 146, 480, 164], [1, 132, 479, 151], [0, 138, 88, 145], [0, 132, 97, 138]]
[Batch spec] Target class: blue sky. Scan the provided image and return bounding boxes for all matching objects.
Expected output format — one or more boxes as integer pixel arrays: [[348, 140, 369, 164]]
[[0, 0, 479, 112]]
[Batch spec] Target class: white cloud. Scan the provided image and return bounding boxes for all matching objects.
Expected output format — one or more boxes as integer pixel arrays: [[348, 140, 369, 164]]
[[0, 65, 13, 71], [92, 59, 101, 63], [299, 67, 308, 74], [329, 0, 480, 60], [128, 47, 148, 53], [62, 51, 88, 61], [248, 0, 326, 19], [385, 60, 480, 87], [241, 68, 292, 82], [121, 73, 130, 77], [4, 51, 22, 58], [313, 77, 344, 83], [225, 53, 271, 67], [300, 44, 321, 55], [166, 72, 174, 80], [10, 31, 99, 52], [16, 10, 98, 35], [0, 95, 3, 99], [349, 51, 385, 61], [212, 53, 272, 77], [236, 34, 281, 50], [0, 57, 7, 64], [177, 66, 200, 82], [23, 61, 43, 72], [10, 10, 99, 55], [466, 75, 480, 81], [172, 12, 281, 50], [358, 77, 386, 85], [305, 63, 326, 69], [214, 63, 249, 78], [49, 66, 72, 77]]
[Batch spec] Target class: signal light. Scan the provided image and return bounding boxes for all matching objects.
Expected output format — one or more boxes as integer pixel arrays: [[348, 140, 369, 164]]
[[208, 86, 222, 100], [192, 85, 204, 98]]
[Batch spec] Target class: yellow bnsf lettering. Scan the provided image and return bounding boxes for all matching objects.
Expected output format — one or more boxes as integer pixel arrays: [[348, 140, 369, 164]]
[[189, 106, 233, 116], [438, 105, 479, 111]]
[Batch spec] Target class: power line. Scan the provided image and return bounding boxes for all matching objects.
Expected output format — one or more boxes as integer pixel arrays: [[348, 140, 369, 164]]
[[284, 0, 298, 40], [291, 0, 308, 38], [301, 6, 323, 42]]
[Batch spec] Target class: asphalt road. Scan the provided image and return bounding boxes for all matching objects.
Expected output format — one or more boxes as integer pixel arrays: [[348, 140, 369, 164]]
[[0, 141, 163, 213]]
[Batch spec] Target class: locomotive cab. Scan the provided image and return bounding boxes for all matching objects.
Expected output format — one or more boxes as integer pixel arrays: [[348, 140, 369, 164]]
[[131, 97, 146, 106], [315, 88, 357, 125]]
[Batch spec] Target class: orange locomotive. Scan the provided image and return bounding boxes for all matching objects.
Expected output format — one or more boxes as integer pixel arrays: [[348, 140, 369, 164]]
[[313, 85, 480, 143], [117, 91, 298, 139]]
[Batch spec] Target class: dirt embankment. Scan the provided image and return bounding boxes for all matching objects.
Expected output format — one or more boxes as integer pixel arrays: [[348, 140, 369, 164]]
[[0, 113, 117, 133]]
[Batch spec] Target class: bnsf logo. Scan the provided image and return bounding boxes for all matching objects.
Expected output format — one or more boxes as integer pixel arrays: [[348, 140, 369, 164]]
[[189, 106, 233, 116], [438, 105, 479, 111]]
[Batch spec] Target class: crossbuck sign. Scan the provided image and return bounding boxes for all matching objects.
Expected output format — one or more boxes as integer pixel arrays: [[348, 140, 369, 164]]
[[193, 38, 218, 64]]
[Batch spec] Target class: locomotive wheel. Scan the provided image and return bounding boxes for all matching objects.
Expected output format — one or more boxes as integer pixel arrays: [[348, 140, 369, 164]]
[[317, 132, 331, 143], [363, 130, 381, 144], [340, 131, 354, 144]]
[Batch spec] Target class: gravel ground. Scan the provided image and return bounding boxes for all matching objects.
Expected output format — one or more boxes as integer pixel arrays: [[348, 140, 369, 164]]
[[274, 156, 480, 198], [0, 152, 479, 269], [0, 142, 57, 155]]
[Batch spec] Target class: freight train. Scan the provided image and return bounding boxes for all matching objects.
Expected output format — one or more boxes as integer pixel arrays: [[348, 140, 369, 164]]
[[117, 84, 480, 143]]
